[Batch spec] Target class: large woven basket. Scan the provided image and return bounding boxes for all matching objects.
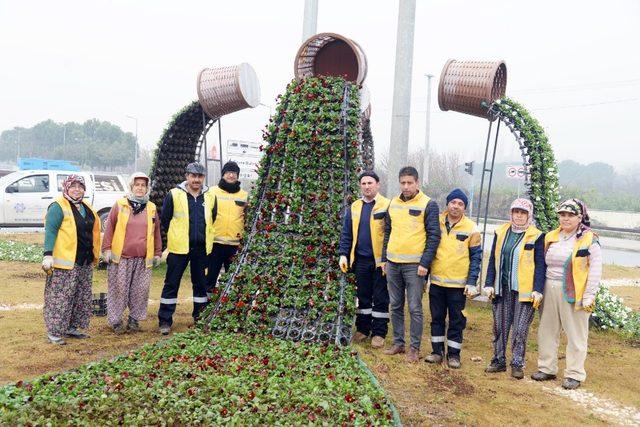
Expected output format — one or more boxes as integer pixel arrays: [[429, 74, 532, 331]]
[[294, 33, 367, 84], [197, 63, 261, 119], [438, 59, 507, 120]]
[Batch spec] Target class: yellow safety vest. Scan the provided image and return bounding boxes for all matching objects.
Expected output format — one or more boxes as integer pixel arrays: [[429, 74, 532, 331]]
[[110, 198, 157, 268], [492, 222, 542, 302], [386, 190, 431, 264], [430, 212, 481, 288], [349, 194, 390, 267], [50, 196, 101, 270], [212, 186, 248, 246], [166, 188, 216, 255], [545, 228, 596, 311]]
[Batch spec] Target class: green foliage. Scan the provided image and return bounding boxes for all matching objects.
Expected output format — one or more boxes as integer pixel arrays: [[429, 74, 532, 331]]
[[493, 98, 560, 231], [592, 287, 640, 342], [0, 331, 394, 425], [0, 240, 42, 263], [0, 119, 140, 169], [204, 76, 362, 337]]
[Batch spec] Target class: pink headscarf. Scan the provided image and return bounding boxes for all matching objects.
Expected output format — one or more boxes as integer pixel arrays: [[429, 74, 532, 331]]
[[509, 198, 533, 233], [62, 174, 86, 204]]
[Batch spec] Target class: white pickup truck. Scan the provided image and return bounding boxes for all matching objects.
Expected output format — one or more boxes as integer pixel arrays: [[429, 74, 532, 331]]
[[0, 170, 128, 229]]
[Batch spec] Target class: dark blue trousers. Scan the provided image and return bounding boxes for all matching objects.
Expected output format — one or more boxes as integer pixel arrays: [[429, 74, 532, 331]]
[[206, 243, 238, 293], [353, 257, 389, 338], [429, 284, 467, 357]]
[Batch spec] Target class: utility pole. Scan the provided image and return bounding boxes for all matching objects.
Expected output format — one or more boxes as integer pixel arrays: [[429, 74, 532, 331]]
[[422, 74, 434, 185], [302, 0, 318, 41], [387, 0, 417, 196], [126, 115, 138, 172]]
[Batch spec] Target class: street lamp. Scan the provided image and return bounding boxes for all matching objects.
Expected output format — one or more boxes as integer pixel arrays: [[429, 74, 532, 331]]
[[125, 115, 138, 172]]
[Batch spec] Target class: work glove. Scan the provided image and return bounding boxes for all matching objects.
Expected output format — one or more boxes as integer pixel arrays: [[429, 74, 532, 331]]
[[42, 255, 54, 273], [482, 286, 495, 299], [102, 250, 112, 264], [531, 291, 543, 309], [339, 256, 348, 273], [153, 256, 162, 268], [464, 285, 478, 298], [582, 296, 596, 312]]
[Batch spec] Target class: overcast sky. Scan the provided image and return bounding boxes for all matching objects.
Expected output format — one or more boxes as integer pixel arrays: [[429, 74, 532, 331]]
[[1, 0, 638, 171]]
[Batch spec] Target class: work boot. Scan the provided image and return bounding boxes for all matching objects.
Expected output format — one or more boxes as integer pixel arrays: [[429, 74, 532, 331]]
[[351, 331, 368, 344], [424, 353, 443, 364], [383, 344, 405, 356], [159, 324, 171, 336], [485, 362, 507, 373], [531, 371, 556, 381], [562, 378, 581, 390], [112, 323, 127, 335], [511, 367, 524, 379], [65, 328, 90, 339], [447, 356, 461, 369], [406, 347, 420, 363], [371, 336, 385, 349], [127, 317, 140, 332]]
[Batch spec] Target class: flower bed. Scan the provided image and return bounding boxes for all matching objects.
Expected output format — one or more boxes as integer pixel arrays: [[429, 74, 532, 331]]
[[592, 286, 640, 341], [0, 240, 42, 263], [0, 331, 394, 425]]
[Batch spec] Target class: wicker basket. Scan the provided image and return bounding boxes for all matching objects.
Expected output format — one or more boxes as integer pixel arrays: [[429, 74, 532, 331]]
[[294, 33, 367, 84], [438, 59, 507, 120], [197, 63, 261, 120]]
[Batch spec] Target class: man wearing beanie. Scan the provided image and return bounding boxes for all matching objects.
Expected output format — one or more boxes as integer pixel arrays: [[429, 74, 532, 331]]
[[424, 188, 482, 368], [338, 170, 391, 349], [207, 161, 248, 296]]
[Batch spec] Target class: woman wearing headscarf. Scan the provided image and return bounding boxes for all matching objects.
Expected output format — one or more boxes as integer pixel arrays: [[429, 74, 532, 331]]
[[482, 198, 546, 379], [531, 199, 602, 390], [41, 175, 101, 345], [102, 172, 162, 334]]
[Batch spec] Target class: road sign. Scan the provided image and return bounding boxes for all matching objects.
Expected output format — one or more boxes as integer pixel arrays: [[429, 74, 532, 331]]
[[226, 140, 263, 180], [506, 165, 526, 180]]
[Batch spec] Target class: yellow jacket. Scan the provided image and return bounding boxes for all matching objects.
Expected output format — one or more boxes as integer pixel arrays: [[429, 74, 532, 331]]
[[166, 188, 216, 255], [348, 194, 390, 267], [430, 213, 481, 288], [385, 191, 432, 264], [212, 186, 248, 246], [490, 223, 543, 302], [545, 228, 596, 311], [51, 196, 101, 270], [110, 198, 157, 268]]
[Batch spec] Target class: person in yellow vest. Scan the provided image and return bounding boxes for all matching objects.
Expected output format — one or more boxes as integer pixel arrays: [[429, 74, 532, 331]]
[[158, 163, 217, 335], [483, 198, 546, 379], [41, 175, 101, 345], [206, 161, 248, 296], [101, 173, 162, 334], [532, 199, 602, 390], [338, 171, 391, 349], [382, 166, 441, 363], [424, 189, 482, 369]]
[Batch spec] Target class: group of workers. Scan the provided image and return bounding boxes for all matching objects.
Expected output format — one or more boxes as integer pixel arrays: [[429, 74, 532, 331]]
[[41, 161, 601, 391], [339, 166, 601, 390]]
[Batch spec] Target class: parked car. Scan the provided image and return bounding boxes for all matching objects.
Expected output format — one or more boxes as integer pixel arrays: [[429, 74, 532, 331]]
[[0, 170, 128, 230]]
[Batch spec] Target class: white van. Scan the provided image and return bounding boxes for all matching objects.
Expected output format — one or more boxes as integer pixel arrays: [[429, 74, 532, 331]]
[[0, 170, 128, 229]]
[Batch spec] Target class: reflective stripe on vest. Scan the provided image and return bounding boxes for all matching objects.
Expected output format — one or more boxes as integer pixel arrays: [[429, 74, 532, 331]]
[[493, 223, 542, 302], [212, 186, 247, 246], [50, 196, 101, 270], [349, 194, 390, 268], [110, 198, 156, 268], [166, 188, 216, 255], [430, 213, 481, 288], [386, 191, 431, 264]]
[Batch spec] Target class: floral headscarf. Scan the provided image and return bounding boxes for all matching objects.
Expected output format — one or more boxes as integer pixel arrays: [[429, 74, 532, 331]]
[[127, 172, 150, 215], [62, 174, 86, 204], [557, 198, 591, 238], [509, 198, 533, 233]]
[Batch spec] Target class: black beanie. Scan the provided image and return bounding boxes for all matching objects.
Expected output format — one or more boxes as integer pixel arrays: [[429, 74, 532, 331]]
[[221, 161, 240, 176]]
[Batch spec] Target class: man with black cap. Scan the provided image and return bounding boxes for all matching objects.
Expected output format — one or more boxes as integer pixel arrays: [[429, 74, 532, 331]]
[[338, 170, 390, 349], [424, 188, 482, 368], [158, 162, 217, 335], [206, 161, 248, 296]]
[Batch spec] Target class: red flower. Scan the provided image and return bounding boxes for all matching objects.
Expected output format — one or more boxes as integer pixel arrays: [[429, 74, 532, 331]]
[[220, 296, 229, 304], [236, 301, 246, 309], [344, 393, 355, 403]]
